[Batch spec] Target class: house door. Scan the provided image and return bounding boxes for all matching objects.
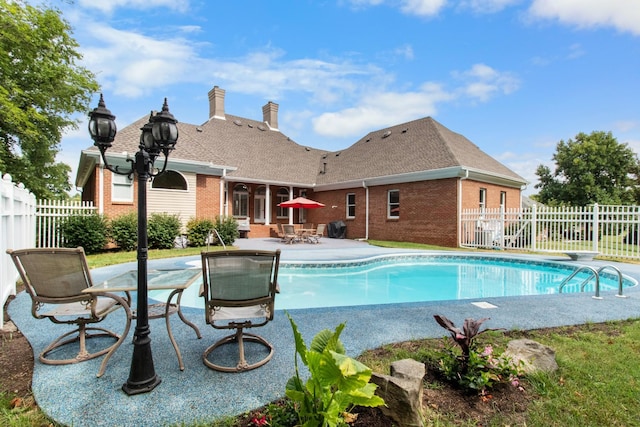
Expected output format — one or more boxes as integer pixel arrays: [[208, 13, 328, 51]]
[[254, 187, 266, 223]]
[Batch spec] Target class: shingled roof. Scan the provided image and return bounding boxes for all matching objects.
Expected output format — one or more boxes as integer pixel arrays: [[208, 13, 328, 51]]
[[316, 116, 525, 186], [77, 91, 526, 190]]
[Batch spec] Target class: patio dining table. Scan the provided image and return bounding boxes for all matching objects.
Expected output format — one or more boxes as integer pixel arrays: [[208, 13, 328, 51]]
[[83, 268, 202, 372]]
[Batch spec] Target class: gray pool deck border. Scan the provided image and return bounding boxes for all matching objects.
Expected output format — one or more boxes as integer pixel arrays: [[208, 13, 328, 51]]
[[8, 238, 640, 427]]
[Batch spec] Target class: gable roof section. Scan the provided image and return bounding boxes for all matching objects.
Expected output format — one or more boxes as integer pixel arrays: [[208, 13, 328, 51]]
[[315, 117, 526, 189]]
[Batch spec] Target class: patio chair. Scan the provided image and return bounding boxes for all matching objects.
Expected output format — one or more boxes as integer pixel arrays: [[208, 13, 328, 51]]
[[200, 249, 281, 372], [276, 223, 286, 241], [308, 223, 326, 244], [5, 247, 132, 377], [282, 224, 299, 244]]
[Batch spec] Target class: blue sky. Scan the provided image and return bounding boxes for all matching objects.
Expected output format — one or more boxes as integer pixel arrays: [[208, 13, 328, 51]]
[[49, 0, 640, 195]]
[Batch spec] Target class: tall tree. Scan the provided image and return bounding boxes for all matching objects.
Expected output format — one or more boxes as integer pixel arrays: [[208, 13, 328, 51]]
[[534, 131, 639, 206], [0, 0, 98, 199]]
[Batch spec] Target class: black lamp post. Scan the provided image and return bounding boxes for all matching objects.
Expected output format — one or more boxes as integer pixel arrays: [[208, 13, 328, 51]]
[[88, 94, 179, 395]]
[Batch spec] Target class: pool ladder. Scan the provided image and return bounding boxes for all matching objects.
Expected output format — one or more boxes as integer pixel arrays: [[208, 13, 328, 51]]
[[558, 265, 627, 299]]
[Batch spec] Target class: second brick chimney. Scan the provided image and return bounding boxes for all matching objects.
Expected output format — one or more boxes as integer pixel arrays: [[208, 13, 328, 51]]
[[208, 86, 225, 120], [262, 101, 278, 130]]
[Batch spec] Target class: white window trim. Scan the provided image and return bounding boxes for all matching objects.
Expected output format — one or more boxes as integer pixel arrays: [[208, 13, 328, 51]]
[[387, 189, 400, 219], [346, 193, 356, 219], [111, 173, 133, 202]]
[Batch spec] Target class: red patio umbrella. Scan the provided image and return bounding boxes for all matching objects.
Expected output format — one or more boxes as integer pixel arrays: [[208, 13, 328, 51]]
[[278, 196, 325, 209]]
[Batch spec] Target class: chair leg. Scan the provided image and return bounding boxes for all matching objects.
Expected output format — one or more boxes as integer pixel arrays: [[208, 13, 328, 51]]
[[203, 327, 274, 372], [40, 324, 120, 366]]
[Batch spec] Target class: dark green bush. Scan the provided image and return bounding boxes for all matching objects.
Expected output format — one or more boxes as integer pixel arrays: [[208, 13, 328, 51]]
[[59, 213, 109, 254], [186, 217, 215, 247], [110, 212, 138, 251], [148, 213, 181, 249], [214, 215, 239, 246]]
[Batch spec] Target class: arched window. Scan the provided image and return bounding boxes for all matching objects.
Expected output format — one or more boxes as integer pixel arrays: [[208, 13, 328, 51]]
[[276, 188, 289, 218], [233, 184, 249, 217], [151, 170, 187, 190]]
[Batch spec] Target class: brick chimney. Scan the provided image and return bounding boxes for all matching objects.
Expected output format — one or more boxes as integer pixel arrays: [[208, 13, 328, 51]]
[[262, 101, 278, 130], [208, 86, 225, 119]]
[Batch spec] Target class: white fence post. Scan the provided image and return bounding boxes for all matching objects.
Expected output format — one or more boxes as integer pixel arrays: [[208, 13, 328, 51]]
[[0, 173, 37, 329]]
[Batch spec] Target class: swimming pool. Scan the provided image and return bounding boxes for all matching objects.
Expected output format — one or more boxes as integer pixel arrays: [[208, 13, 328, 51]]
[[149, 254, 637, 310]]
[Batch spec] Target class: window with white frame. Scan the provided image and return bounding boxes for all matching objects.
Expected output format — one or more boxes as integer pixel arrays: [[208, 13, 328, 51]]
[[479, 188, 487, 211], [346, 193, 356, 218], [111, 173, 133, 202], [276, 188, 289, 218], [233, 184, 249, 217], [388, 190, 400, 218]]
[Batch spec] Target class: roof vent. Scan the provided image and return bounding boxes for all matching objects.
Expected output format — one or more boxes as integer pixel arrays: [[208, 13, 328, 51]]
[[401, 128, 408, 133], [335, 151, 341, 157], [257, 125, 266, 131], [322, 154, 327, 159], [233, 120, 242, 126], [382, 130, 391, 139], [247, 124, 253, 128], [196, 127, 203, 132], [305, 147, 311, 151], [365, 138, 371, 142]]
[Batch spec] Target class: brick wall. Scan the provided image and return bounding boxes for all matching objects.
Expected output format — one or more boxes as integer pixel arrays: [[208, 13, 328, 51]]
[[196, 175, 221, 220]]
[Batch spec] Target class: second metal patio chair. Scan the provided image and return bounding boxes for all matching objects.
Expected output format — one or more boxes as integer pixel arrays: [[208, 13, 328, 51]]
[[200, 249, 281, 372]]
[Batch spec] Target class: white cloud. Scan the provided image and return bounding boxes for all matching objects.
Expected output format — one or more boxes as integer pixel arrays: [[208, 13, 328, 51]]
[[453, 63, 520, 102], [80, 25, 203, 98], [77, 0, 190, 14], [312, 82, 453, 138], [399, 0, 447, 16], [460, 0, 521, 14], [529, 0, 640, 36]]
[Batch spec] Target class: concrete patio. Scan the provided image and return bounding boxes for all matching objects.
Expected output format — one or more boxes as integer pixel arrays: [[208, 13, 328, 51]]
[[8, 237, 640, 426]]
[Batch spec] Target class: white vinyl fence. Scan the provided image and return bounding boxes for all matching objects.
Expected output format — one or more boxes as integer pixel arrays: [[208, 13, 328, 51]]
[[461, 204, 640, 259], [37, 199, 96, 248], [1, 173, 37, 328]]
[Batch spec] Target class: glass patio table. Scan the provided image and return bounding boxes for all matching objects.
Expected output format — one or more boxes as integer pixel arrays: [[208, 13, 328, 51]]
[[84, 268, 202, 371]]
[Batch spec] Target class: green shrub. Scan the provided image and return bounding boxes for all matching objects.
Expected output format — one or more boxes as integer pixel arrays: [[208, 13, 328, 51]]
[[214, 215, 239, 246], [110, 212, 138, 251], [59, 213, 109, 254], [186, 217, 215, 247], [148, 213, 181, 249]]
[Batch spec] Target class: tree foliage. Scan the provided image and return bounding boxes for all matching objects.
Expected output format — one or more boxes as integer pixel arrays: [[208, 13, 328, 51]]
[[534, 131, 640, 206], [0, 0, 98, 199]]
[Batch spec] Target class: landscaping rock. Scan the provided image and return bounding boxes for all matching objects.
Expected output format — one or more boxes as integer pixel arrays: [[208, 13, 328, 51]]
[[503, 339, 558, 374], [371, 358, 425, 427]]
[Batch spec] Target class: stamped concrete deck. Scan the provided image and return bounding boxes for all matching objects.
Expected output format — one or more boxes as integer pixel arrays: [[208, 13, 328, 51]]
[[8, 237, 640, 426]]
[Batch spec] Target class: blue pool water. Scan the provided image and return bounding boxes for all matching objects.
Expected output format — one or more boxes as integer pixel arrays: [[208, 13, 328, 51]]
[[150, 254, 637, 310]]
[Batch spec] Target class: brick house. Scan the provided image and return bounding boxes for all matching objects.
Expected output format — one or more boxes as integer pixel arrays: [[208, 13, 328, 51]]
[[75, 86, 527, 247]]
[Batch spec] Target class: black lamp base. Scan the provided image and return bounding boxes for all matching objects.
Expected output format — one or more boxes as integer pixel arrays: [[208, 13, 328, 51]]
[[122, 375, 161, 396]]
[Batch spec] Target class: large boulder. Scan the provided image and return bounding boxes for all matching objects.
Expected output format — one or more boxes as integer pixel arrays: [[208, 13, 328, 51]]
[[371, 358, 425, 427], [503, 339, 558, 374]]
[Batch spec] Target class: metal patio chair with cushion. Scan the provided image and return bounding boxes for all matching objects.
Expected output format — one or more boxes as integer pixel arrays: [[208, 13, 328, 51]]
[[282, 224, 299, 244], [6, 247, 132, 377], [308, 223, 326, 244], [200, 249, 281, 372]]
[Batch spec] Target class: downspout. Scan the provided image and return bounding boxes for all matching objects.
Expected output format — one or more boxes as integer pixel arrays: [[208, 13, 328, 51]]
[[363, 180, 369, 240], [265, 183, 271, 225], [458, 168, 469, 247], [220, 169, 227, 217]]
